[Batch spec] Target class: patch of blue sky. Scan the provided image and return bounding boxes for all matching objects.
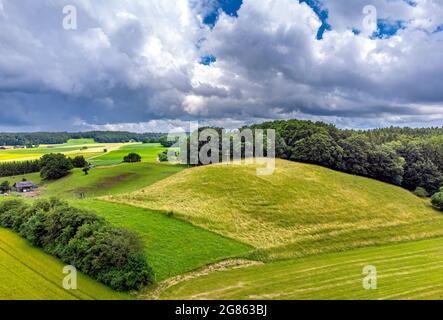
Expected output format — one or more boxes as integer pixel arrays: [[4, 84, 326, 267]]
[[203, 0, 243, 27], [299, 0, 331, 39], [372, 19, 406, 39], [200, 55, 217, 65], [402, 0, 417, 7], [202, 0, 332, 40]]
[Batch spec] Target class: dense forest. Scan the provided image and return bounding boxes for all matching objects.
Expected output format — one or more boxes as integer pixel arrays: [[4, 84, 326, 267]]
[[0, 131, 164, 146], [247, 120, 443, 196]]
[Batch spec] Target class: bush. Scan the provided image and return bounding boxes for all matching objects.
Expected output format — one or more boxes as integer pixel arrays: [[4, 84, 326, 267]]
[[0, 199, 28, 230], [159, 135, 178, 148], [82, 166, 90, 175], [0, 181, 10, 194], [0, 199, 154, 291], [71, 156, 88, 168], [158, 151, 168, 162], [123, 153, 142, 163], [431, 192, 443, 211], [40, 154, 73, 180], [413, 187, 429, 198]]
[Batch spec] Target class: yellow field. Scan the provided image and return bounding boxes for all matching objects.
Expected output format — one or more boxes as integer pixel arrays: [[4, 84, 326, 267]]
[[0, 228, 128, 300], [0, 142, 127, 163], [0, 154, 40, 162]]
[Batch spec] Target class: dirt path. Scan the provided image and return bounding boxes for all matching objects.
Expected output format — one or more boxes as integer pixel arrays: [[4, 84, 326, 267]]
[[141, 259, 263, 300]]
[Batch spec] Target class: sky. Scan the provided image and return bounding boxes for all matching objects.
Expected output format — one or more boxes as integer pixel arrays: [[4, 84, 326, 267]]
[[1, 0, 443, 132]]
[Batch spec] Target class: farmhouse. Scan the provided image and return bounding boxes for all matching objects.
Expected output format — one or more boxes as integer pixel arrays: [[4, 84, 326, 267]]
[[14, 181, 37, 193]]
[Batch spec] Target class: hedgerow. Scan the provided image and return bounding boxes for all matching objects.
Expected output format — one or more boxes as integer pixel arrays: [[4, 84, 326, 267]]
[[0, 198, 154, 291]]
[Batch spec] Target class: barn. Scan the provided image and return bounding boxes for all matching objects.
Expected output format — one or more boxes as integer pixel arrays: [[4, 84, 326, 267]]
[[14, 181, 37, 193]]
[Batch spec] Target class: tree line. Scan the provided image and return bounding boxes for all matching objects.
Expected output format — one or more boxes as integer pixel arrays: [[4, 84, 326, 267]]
[[247, 120, 443, 196], [0, 154, 90, 178], [0, 131, 165, 146], [0, 160, 41, 177]]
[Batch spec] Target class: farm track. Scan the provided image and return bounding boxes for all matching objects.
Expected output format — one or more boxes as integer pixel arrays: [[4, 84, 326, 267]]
[[143, 259, 263, 300]]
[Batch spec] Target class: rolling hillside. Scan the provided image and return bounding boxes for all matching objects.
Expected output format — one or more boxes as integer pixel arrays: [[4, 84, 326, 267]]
[[0, 228, 127, 300], [108, 159, 443, 260], [161, 237, 443, 300], [42, 162, 185, 199]]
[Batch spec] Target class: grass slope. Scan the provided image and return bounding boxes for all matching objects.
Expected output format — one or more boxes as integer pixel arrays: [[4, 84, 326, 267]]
[[161, 237, 443, 300], [0, 228, 127, 300], [42, 162, 184, 199], [72, 200, 251, 280], [109, 159, 443, 260], [89, 143, 166, 166], [0, 172, 42, 186]]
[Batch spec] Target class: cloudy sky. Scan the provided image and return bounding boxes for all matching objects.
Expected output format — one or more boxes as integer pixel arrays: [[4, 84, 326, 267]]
[[1, 0, 443, 132]]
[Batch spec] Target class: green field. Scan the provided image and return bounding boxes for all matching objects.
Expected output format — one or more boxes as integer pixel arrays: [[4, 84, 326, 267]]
[[66, 138, 96, 145], [0, 172, 42, 187], [109, 159, 443, 260], [89, 143, 166, 166], [42, 162, 184, 199], [161, 237, 443, 300], [72, 200, 251, 280], [0, 228, 127, 300]]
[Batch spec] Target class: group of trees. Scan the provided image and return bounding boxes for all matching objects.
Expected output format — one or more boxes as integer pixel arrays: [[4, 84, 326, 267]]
[[0, 154, 91, 181], [0, 132, 165, 146], [40, 154, 74, 180], [123, 153, 142, 163], [0, 160, 41, 178], [0, 198, 154, 291], [247, 120, 443, 196]]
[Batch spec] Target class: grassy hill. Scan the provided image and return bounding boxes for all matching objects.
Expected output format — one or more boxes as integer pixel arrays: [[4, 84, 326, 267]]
[[1, 163, 184, 199], [108, 159, 443, 260], [160, 237, 443, 300], [0, 228, 127, 300]]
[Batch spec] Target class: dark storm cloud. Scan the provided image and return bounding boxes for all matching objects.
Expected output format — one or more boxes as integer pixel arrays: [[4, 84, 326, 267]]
[[1, 0, 443, 132]]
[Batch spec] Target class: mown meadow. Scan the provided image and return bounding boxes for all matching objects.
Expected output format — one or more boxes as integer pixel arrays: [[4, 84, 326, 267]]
[[160, 237, 443, 300]]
